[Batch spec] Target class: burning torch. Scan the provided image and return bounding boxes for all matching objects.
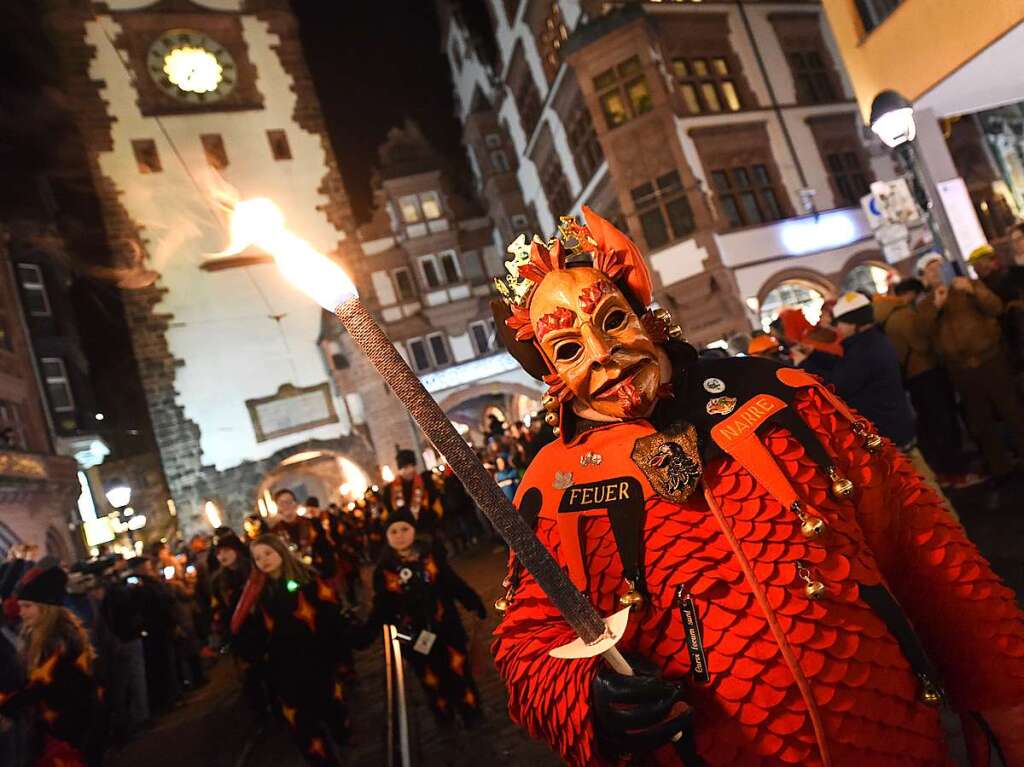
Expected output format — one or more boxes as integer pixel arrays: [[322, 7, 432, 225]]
[[221, 198, 632, 673]]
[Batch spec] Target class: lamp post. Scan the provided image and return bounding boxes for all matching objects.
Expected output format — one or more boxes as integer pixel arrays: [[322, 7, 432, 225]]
[[105, 484, 144, 552], [869, 89, 966, 270]]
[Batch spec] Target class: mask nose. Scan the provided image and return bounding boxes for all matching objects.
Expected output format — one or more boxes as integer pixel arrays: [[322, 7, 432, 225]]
[[582, 324, 616, 368]]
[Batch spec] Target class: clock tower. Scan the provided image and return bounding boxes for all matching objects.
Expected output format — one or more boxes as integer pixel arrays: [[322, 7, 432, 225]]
[[44, 0, 372, 532]]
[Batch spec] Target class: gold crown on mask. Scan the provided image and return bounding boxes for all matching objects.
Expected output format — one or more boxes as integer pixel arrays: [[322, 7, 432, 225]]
[[494, 216, 600, 311]]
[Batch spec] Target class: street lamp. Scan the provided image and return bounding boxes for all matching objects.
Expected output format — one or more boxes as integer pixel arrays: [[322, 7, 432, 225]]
[[869, 90, 916, 148], [868, 89, 965, 269], [105, 485, 131, 510]]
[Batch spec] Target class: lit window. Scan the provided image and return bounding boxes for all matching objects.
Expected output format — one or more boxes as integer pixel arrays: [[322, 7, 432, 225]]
[[399, 195, 421, 223], [536, 1, 568, 83], [594, 56, 653, 130], [420, 191, 442, 220], [672, 56, 742, 115], [17, 264, 50, 316], [41, 357, 74, 412]]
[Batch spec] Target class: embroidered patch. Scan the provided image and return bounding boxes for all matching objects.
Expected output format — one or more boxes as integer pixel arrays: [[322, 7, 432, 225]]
[[711, 395, 786, 451], [702, 377, 725, 394], [631, 421, 702, 503], [706, 396, 737, 416], [553, 471, 574, 490], [580, 451, 603, 467]]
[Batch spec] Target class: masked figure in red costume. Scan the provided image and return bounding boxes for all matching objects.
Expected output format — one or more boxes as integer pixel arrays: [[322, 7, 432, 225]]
[[489, 208, 1024, 767]]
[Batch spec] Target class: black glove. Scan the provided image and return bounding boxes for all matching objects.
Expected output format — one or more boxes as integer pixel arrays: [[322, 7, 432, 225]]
[[591, 654, 694, 761]]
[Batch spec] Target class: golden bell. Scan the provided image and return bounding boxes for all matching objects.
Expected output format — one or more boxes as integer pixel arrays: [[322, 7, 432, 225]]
[[667, 324, 685, 341], [800, 515, 827, 539], [863, 432, 883, 452], [619, 589, 644, 608], [828, 466, 854, 498], [544, 411, 559, 427], [494, 595, 510, 613], [803, 579, 826, 600], [652, 308, 672, 325], [920, 679, 943, 705], [542, 394, 558, 412], [551, 426, 561, 437]]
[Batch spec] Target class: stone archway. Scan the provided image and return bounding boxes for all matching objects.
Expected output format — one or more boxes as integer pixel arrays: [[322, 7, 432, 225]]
[[756, 269, 835, 330], [189, 433, 376, 534], [437, 380, 545, 446]]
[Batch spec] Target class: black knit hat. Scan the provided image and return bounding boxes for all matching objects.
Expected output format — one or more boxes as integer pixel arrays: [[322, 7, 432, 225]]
[[395, 449, 417, 469], [213, 531, 248, 557], [383, 508, 417, 532], [15, 564, 68, 606]]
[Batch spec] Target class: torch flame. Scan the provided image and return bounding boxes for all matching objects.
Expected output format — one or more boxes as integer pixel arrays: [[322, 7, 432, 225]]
[[220, 197, 358, 310]]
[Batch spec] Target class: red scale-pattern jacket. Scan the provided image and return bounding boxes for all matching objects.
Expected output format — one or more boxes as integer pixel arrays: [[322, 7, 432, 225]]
[[493, 379, 1024, 766]]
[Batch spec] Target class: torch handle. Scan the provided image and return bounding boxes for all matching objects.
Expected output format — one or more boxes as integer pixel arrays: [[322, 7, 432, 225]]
[[335, 299, 608, 645]]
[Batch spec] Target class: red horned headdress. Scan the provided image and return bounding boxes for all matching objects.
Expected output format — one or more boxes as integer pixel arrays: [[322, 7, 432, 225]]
[[491, 206, 662, 381]]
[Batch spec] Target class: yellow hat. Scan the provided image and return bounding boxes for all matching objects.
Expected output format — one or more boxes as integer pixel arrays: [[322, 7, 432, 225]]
[[969, 244, 995, 263]]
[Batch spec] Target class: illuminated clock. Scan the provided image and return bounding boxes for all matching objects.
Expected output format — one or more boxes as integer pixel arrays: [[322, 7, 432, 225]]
[[147, 29, 236, 104]]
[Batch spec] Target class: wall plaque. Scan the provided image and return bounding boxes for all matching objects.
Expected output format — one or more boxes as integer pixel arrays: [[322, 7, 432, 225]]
[[246, 383, 338, 443]]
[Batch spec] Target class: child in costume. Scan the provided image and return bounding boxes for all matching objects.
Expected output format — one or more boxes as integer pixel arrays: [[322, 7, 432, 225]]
[[232, 534, 352, 766], [366, 509, 486, 728], [489, 208, 1024, 766]]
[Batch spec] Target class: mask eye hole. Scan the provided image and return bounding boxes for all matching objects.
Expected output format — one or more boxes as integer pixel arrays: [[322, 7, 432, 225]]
[[604, 308, 628, 332], [554, 341, 582, 362]]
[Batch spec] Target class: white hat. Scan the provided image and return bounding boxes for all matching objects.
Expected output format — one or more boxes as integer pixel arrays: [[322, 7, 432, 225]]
[[916, 252, 945, 275], [833, 291, 874, 325]]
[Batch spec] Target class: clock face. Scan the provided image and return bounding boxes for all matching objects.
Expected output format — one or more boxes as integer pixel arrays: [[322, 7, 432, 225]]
[[147, 29, 236, 105]]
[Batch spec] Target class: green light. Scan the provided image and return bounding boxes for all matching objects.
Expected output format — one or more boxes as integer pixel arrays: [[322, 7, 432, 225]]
[[286, 579, 299, 593]]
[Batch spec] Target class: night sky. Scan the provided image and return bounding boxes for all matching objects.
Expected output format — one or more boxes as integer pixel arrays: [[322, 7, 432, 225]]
[[291, 0, 483, 222]]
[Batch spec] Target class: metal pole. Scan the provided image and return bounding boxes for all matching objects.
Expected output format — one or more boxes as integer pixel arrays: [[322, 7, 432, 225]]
[[904, 140, 967, 270], [382, 624, 395, 767], [390, 626, 412, 767]]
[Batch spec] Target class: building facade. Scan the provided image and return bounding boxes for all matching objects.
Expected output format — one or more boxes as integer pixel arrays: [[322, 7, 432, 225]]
[[441, 0, 908, 337], [324, 122, 545, 473], [44, 0, 374, 532], [822, 0, 1024, 256], [0, 229, 80, 562]]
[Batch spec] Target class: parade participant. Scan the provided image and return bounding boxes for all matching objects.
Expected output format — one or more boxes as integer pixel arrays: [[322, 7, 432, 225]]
[[270, 489, 317, 555], [364, 510, 486, 728], [489, 207, 1024, 766], [494, 454, 520, 503], [210, 532, 251, 642], [791, 325, 843, 378], [383, 449, 442, 539], [1, 563, 100, 767], [918, 252, 1024, 479], [746, 333, 786, 362], [232, 535, 352, 766]]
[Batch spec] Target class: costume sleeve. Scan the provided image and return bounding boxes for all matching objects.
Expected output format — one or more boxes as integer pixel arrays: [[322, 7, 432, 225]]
[[795, 387, 1024, 714], [492, 514, 604, 767]]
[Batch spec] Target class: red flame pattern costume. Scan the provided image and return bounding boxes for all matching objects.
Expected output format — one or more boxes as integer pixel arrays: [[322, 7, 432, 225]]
[[489, 207, 1024, 766]]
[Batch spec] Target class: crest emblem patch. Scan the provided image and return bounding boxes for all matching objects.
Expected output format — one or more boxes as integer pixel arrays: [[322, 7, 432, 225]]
[[706, 396, 737, 416], [553, 471, 574, 490], [703, 377, 725, 394], [631, 421, 703, 503]]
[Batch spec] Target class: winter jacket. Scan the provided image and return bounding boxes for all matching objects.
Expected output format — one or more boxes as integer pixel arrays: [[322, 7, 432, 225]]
[[874, 296, 936, 380], [0, 624, 100, 763], [916, 280, 1004, 369], [824, 326, 916, 447]]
